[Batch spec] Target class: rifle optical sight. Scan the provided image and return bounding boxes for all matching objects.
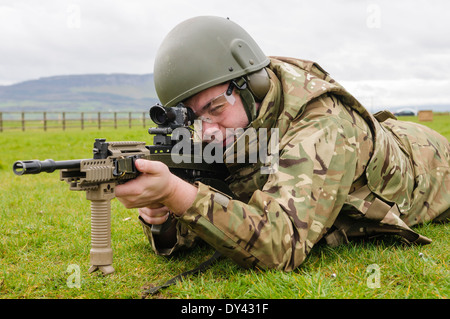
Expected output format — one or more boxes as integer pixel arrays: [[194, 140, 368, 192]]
[[149, 103, 196, 128]]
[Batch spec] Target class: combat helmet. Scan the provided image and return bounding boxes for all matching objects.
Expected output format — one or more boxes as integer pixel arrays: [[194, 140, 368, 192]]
[[154, 16, 271, 123]]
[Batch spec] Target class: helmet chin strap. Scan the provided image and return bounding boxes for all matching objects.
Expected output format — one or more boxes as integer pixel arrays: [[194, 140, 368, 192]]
[[231, 68, 270, 126], [231, 77, 258, 126]]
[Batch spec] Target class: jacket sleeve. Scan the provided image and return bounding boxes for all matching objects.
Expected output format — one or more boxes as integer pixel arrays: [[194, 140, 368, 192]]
[[176, 95, 372, 271]]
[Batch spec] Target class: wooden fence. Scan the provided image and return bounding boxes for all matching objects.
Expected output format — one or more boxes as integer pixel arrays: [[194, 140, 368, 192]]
[[0, 111, 151, 132]]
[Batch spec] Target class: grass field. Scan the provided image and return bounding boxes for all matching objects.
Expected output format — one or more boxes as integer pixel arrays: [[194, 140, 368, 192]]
[[0, 115, 448, 300]]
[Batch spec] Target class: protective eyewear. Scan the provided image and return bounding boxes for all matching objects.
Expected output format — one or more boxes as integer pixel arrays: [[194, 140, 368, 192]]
[[193, 82, 236, 123]]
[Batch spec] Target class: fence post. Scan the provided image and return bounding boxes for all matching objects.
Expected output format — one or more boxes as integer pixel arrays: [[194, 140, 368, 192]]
[[81, 112, 84, 130], [21, 112, 25, 131], [142, 112, 145, 128], [0, 112, 2, 132], [114, 112, 117, 129], [128, 112, 132, 128], [62, 112, 66, 130], [43, 112, 47, 131]]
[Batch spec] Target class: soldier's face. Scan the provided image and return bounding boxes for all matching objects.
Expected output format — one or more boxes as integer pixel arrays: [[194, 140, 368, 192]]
[[185, 82, 249, 145]]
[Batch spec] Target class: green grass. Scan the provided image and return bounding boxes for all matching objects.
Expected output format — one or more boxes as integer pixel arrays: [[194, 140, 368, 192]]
[[0, 115, 448, 299]]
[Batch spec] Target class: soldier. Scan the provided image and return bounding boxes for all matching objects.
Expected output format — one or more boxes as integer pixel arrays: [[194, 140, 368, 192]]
[[115, 16, 449, 271]]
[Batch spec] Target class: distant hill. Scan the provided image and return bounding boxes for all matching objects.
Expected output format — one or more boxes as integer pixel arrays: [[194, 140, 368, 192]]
[[1, 74, 449, 114], [0, 74, 159, 112]]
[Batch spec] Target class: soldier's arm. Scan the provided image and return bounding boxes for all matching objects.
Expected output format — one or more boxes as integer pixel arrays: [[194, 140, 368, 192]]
[[177, 94, 372, 270]]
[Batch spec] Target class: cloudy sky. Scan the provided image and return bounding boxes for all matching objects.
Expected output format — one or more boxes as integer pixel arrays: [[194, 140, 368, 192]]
[[1, 0, 449, 110]]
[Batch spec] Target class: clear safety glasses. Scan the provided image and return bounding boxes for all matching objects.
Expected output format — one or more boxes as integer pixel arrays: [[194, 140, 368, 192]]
[[192, 82, 236, 123]]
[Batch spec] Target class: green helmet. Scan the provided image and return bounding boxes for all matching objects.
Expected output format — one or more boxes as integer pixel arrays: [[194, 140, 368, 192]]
[[154, 16, 270, 120]]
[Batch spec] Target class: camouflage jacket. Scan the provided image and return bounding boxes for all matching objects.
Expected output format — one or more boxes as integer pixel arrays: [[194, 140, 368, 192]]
[[141, 57, 450, 271]]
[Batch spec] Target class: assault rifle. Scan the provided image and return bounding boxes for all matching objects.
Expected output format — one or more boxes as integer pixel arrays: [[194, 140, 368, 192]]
[[12, 104, 230, 275]]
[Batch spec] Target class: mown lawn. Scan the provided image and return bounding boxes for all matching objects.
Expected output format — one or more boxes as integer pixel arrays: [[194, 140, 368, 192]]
[[0, 115, 448, 300]]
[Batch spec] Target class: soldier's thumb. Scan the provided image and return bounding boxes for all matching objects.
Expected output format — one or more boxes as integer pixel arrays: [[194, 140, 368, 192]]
[[135, 159, 163, 175]]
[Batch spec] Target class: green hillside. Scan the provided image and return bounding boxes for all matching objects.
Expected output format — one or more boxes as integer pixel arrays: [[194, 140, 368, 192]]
[[0, 74, 159, 112]]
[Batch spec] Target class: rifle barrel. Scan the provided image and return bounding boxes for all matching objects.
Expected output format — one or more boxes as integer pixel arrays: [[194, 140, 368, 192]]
[[13, 159, 81, 175]]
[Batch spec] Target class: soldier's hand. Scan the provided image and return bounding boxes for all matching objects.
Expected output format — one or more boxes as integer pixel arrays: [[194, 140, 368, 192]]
[[138, 205, 170, 225], [115, 159, 197, 216]]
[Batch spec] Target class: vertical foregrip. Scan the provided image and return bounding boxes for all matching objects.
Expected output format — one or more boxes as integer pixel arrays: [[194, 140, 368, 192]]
[[86, 184, 115, 275], [90, 199, 112, 254], [89, 199, 114, 273]]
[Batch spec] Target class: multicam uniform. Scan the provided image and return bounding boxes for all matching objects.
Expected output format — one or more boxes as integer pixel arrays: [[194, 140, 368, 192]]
[[142, 57, 450, 271]]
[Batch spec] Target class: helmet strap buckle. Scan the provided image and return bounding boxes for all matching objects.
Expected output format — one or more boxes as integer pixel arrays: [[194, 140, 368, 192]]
[[230, 77, 248, 92]]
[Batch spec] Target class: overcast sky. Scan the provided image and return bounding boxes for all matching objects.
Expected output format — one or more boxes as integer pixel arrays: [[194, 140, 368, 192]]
[[1, 0, 449, 110]]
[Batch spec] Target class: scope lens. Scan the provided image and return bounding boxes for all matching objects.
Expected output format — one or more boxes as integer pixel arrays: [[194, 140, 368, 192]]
[[149, 105, 174, 125], [155, 113, 167, 125]]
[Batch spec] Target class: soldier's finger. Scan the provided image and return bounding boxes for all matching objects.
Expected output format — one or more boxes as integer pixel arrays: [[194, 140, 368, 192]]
[[140, 205, 170, 217], [139, 210, 169, 225]]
